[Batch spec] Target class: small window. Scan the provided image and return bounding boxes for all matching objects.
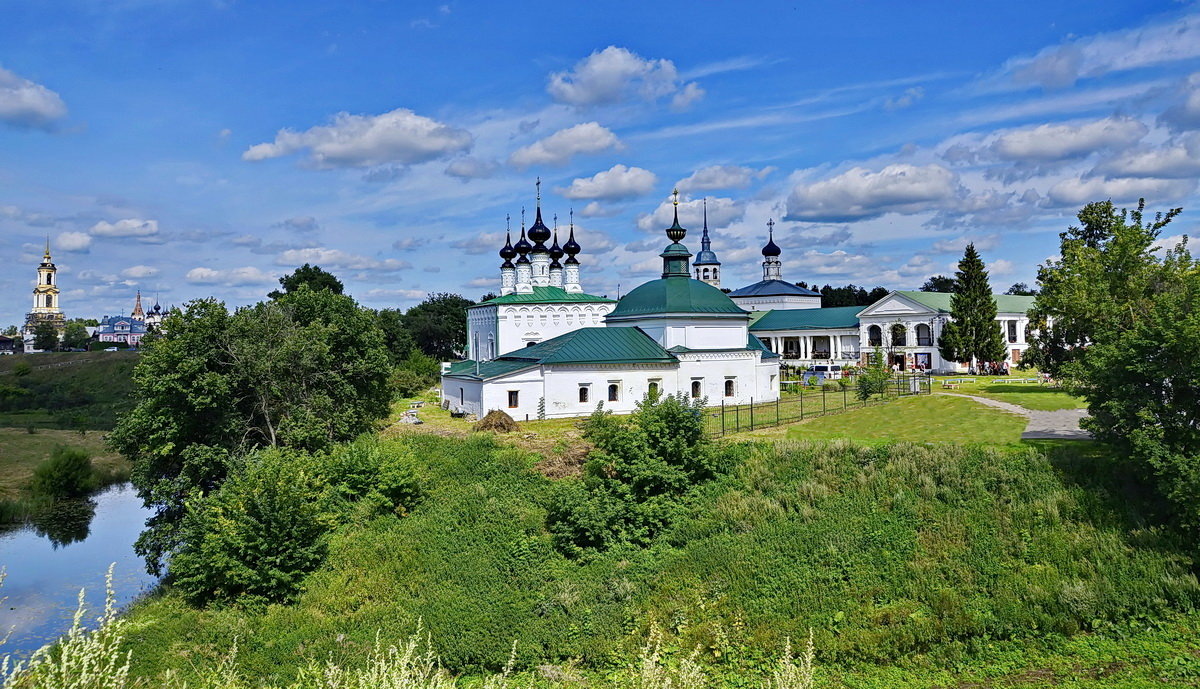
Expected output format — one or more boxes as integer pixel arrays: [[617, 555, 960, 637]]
[[608, 384, 619, 402], [691, 381, 702, 398], [867, 325, 882, 347], [460, 388, 464, 405], [579, 386, 589, 404], [648, 381, 659, 396], [724, 379, 735, 397], [507, 390, 519, 408], [525, 342, 536, 347]]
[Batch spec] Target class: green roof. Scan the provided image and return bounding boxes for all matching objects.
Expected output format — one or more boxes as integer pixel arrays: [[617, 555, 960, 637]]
[[608, 276, 749, 319], [895, 291, 1036, 314], [749, 306, 863, 331], [443, 327, 675, 380], [475, 286, 614, 306]]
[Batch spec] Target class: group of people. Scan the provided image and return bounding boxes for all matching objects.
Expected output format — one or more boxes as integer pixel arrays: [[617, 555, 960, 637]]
[[967, 361, 1011, 376]]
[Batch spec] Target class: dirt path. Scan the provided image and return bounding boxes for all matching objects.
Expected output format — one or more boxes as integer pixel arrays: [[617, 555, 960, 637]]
[[939, 392, 1092, 440]]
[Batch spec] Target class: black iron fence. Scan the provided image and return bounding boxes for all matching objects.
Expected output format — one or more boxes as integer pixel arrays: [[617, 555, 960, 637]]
[[708, 375, 932, 437]]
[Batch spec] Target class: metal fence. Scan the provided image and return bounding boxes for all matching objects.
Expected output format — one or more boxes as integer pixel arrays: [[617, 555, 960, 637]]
[[708, 375, 932, 437]]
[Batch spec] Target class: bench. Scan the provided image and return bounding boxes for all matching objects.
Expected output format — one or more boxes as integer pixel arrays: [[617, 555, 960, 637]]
[[942, 383, 959, 390]]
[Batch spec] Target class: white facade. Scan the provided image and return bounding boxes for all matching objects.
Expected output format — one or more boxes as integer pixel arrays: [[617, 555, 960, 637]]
[[753, 329, 860, 365], [467, 298, 615, 361], [730, 293, 821, 312]]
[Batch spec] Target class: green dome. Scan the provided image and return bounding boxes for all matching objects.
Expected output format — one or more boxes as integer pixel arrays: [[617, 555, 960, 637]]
[[608, 276, 749, 319]]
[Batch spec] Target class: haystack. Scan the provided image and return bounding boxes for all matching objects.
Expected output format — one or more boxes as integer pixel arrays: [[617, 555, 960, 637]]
[[473, 409, 519, 433]]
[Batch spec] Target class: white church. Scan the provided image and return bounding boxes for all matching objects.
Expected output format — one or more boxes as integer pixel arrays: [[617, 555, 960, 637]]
[[442, 191, 782, 420], [441, 188, 1036, 420]]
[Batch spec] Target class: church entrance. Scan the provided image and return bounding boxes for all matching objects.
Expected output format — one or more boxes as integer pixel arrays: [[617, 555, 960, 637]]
[[891, 353, 906, 370]]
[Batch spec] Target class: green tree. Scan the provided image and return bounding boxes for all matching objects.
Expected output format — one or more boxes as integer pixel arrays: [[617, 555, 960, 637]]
[[32, 322, 59, 351], [376, 308, 416, 363], [920, 275, 956, 292], [937, 244, 1007, 369], [67, 317, 99, 327], [3, 325, 19, 336], [61, 322, 91, 350], [1004, 282, 1038, 296], [110, 289, 393, 575], [404, 293, 474, 360], [856, 348, 891, 400], [268, 263, 344, 300], [31, 446, 95, 498]]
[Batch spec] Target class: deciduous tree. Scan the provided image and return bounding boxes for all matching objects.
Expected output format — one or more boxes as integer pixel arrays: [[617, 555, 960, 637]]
[[404, 292, 474, 360], [268, 263, 344, 299], [32, 322, 59, 351]]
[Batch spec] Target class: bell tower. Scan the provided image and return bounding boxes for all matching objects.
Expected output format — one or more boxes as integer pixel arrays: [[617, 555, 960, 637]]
[[23, 239, 66, 352]]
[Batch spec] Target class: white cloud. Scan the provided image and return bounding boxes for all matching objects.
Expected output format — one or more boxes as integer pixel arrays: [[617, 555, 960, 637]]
[[578, 201, 621, 218], [508, 122, 621, 167], [1046, 175, 1197, 207], [1160, 72, 1200, 132], [90, 218, 159, 238], [185, 266, 276, 286], [121, 265, 159, 279], [558, 164, 657, 200], [1000, 13, 1200, 89], [636, 196, 744, 231], [785, 164, 962, 222], [989, 117, 1147, 162], [275, 216, 319, 233], [675, 164, 770, 192], [276, 247, 411, 272], [883, 86, 925, 111], [1095, 133, 1200, 179], [361, 288, 426, 300], [990, 258, 1015, 276], [547, 46, 703, 108], [444, 156, 500, 180], [243, 108, 473, 169], [0, 66, 67, 129], [931, 234, 1001, 254], [56, 231, 92, 252]]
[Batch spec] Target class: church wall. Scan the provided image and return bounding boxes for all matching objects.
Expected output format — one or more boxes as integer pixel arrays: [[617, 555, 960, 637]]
[[729, 294, 821, 312], [467, 302, 615, 360], [606, 316, 748, 350]]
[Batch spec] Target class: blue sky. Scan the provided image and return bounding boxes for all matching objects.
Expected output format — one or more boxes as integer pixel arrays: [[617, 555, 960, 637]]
[[2, 0, 1199, 326]]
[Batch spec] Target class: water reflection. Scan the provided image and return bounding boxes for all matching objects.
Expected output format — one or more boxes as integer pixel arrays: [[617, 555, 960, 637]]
[[0, 483, 156, 659], [29, 498, 97, 548]]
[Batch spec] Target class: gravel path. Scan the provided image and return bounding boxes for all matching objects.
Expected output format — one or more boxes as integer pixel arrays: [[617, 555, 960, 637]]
[[939, 392, 1093, 440]]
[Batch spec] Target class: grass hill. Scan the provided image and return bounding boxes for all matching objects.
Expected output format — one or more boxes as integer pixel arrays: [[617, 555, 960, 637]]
[[0, 351, 138, 430], [118, 422, 1200, 687]]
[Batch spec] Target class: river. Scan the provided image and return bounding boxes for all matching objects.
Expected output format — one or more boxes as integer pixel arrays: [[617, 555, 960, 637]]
[[0, 483, 156, 659]]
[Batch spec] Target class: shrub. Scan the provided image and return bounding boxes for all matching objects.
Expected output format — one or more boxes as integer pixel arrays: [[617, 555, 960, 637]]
[[12, 361, 31, 377], [170, 448, 331, 608], [821, 381, 840, 392], [30, 446, 95, 498]]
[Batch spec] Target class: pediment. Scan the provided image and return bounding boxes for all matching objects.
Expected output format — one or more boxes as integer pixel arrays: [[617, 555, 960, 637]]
[[858, 292, 935, 318]]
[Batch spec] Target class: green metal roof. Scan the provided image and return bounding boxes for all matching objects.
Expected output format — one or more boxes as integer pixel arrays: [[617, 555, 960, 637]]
[[749, 306, 863, 331], [895, 291, 1036, 314], [443, 327, 676, 381], [608, 276, 749, 319], [475, 286, 615, 306]]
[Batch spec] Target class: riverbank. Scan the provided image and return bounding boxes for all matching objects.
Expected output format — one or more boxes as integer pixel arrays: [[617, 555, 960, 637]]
[[0, 427, 131, 526]]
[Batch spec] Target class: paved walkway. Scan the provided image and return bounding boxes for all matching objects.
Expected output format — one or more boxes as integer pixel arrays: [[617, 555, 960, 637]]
[[940, 392, 1093, 440]]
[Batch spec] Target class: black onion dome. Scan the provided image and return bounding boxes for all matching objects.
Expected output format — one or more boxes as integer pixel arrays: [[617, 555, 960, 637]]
[[563, 227, 581, 256], [550, 258, 563, 269], [500, 231, 517, 260], [528, 207, 551, 244], [549, 230, 564, 261], [761, 235, 781, 257], [513, 228, 532, 255]]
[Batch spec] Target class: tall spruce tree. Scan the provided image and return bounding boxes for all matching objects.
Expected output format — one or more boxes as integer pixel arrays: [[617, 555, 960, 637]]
[[937, 243, 1007, 369]]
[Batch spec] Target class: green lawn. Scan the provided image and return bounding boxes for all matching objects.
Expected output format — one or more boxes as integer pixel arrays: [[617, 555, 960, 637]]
[[783, 393, 1028, 444], [0, 427, 125, 500], [933, 376, 1087, 411]]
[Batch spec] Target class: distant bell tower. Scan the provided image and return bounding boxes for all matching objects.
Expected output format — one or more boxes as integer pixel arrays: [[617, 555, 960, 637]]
[[692, 198, 722, 287], [23, 239, 66, 352]]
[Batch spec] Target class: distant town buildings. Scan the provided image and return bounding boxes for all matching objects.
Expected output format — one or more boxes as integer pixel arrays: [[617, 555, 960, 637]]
[[96, 292, 172, 348]]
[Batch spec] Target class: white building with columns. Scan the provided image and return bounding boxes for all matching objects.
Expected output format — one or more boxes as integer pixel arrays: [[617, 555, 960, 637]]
[[444, 193, 780, 419]]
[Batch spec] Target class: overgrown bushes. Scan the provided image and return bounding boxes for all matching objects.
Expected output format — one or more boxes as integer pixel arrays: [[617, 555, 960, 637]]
[[30, 446, 95, 498]]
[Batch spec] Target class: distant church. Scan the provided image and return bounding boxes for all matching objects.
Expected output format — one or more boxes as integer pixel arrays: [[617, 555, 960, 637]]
[[22, 241, 66, 353], [96, 291, 171, 348]]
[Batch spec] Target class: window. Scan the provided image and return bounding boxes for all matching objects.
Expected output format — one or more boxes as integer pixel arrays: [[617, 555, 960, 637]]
[[608, 384, 619, 402], [890, 324, 907, 347], [507, 390, 519, 408], [691, 380, 702, 398], [1007, 320, 1018, 344], [648, 381, 659, 396], [867, 325, 882, 347], [915, 323, 932, 346], [724, 379, 735, 397], [525, 342, 536, 347], [579, 386, 589, 404], [459, 388, 464, 405]]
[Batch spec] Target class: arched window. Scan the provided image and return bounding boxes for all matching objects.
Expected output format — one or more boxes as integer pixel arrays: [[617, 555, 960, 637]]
[[867, 325, 882, 347], [648, 381, 659, 396], [44, 295, 52, 308], [891, 324, 907, 347], [915, 323, 932, 346], [45, 274, 52, 285], [579, 386, 589, 404], [702, 268, 710, 280], [691, 380, 702, 398], [608, 384, 619, 402], [724, 379, 735, 397]]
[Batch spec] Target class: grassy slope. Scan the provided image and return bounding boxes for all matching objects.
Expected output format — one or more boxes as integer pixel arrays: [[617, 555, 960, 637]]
[[0, 427, 122, 500], [0, 351, 138, 429], [119, 429, 1200, 687], [932, 376, 1088, 411], [787, 394, 1028, 444]]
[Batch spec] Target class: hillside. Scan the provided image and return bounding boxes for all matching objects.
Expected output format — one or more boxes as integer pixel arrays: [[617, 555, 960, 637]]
[[0, 351, 138, 430], [118, 427, 1200, 687]]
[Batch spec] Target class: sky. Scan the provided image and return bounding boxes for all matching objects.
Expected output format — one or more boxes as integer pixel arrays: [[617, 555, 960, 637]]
[[2, 0, 1199, 327]]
